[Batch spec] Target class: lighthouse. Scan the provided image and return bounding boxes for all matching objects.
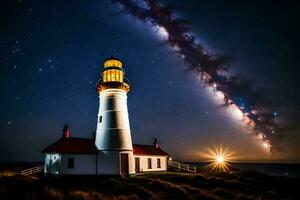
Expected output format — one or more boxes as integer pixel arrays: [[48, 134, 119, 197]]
[[42, 55, 169, 176], [95, 55, 135, 175]]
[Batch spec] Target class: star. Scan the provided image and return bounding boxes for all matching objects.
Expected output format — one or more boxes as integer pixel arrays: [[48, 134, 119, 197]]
[[38, 68, 42, 72]]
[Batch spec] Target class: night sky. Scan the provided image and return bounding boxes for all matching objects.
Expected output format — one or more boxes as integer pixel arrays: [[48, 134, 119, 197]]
[[1, 0, 299, 162]]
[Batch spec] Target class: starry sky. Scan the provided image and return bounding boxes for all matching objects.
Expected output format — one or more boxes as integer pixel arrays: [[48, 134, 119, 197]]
[[1, 0, 299, 162]]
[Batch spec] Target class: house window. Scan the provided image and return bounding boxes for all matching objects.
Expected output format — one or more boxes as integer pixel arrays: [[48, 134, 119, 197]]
[[68, 158, 74, 168], [147, 158, 152, 169], [157, 158, 161, 168], [99, 116, 102, 123]]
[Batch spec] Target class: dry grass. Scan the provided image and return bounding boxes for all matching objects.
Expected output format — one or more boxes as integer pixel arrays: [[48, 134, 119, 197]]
[[0, 170, 299, 200], [0, 171, 18, 177]]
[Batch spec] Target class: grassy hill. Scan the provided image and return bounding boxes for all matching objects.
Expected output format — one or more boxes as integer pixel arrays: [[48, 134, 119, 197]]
[[0, 169, 299, 200]]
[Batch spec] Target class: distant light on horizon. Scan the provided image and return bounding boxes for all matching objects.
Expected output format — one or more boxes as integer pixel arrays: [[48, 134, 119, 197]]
[[203, 145, 235, 172], [216, 155, 224, 164]]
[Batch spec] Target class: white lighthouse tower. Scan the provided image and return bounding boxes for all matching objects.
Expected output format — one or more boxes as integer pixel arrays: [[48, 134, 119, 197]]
[[95, 55, 134, 175]]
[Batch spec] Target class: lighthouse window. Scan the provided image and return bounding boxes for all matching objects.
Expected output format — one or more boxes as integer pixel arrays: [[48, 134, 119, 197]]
[[68, 158, 74, 168], [120, 71, 124, 82], [103, 72, 107, 82], [111, 69, 116, 81], [103, 69, 124, 82], [115, 70, 120, 81], [107, 70, 111, 81], [147, 158, 152, 169], [99, 116, 102, 123]]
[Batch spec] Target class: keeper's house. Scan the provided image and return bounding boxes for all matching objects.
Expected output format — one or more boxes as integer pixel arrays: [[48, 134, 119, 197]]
[[42, 126, 169, 175]]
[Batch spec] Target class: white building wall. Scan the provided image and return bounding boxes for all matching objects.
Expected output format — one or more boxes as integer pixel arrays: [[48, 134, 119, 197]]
[[97, 150, 135, 175], [44, 153, 167, 175], [59, 154, 97, 175], [97, 151, 119, 174], [133, 155, 167, 172]]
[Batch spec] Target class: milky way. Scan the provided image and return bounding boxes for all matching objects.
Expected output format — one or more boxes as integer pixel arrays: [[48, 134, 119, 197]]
[[112, 0, 287, 152]]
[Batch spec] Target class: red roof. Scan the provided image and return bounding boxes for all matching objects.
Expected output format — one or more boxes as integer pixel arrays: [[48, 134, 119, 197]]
[[43, 137, 169, 156], [43, 137, 98, 154], [133, 144, 169, 156]]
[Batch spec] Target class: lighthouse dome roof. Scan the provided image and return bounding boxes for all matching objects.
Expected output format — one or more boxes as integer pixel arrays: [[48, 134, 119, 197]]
[[104, 54, 122, 68]]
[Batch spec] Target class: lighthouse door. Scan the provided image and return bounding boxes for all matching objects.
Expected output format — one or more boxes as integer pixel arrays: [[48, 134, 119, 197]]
[[120, 153, 129, 175], [135, 157, 140, 173]]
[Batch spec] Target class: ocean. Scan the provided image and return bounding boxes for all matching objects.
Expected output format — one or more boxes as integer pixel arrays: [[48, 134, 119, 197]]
[[187, 162, 300, 178]]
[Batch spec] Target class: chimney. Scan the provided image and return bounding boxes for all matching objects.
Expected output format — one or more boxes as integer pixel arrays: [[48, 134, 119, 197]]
[[63, 125, 70, 138], [153, 138, 159, 149]]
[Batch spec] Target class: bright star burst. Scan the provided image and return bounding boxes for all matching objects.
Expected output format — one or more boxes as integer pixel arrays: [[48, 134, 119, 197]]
[[203, 145, 235, 172]]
